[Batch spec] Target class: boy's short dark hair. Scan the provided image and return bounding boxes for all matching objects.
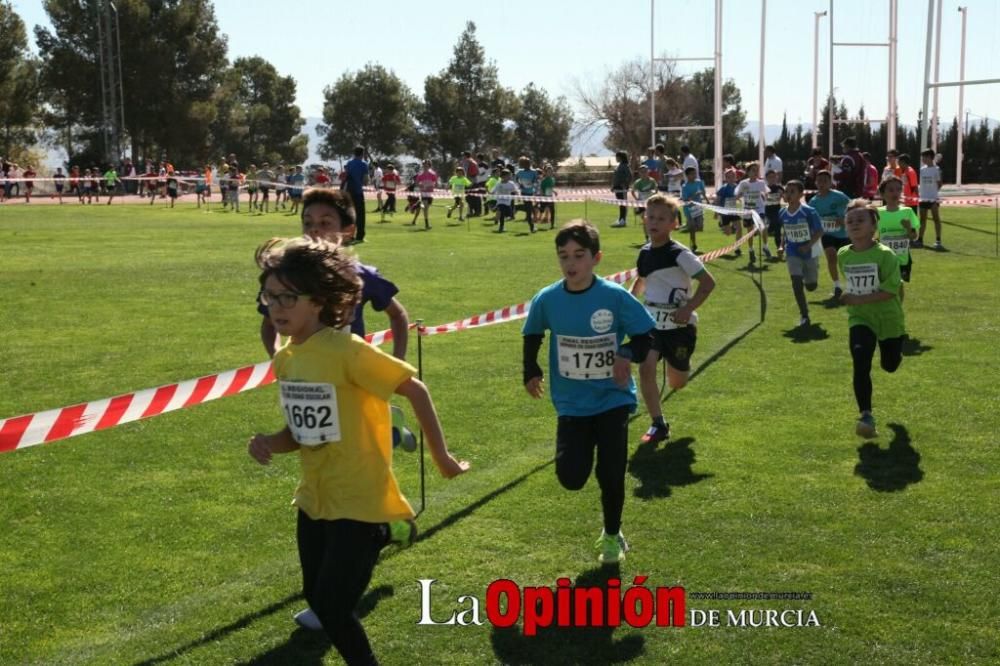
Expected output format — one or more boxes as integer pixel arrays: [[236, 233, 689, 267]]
[[615, 151, 628, 162], [353, 146, 365, 157], [765, 169, 777, 177], [681, 144, 690, 153], [898, 153, 911, 165], [301, 187, 356, 227], [765, 144, 775, 152], [887, 149, 899, 157], [842, 137, 857, 149], [257, 237, 362, 330], [655, 143, 665, 152], [555, 220, 600, 255], [684, 166, 696, 175], [723, 153, 736, 164], [784, 179, 804, 193], [921, 149, 935, 158]]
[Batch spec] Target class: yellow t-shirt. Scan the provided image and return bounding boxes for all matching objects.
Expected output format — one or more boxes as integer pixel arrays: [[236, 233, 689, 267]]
[[272, 327, 417, 523]]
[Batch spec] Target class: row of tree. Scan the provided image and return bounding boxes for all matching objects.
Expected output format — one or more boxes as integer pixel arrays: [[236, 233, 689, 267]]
[[317, 22, 574, 168]]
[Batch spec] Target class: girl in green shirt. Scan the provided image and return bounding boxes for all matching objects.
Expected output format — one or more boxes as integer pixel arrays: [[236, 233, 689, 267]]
[[837, 200, 906, 438]]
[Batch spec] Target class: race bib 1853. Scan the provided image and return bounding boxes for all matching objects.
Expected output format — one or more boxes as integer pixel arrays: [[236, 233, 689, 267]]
[[279, 381, 341, 446], [556, 334, 617, 380], [844, 263, 880, 296], [784, 222, 812, 243]]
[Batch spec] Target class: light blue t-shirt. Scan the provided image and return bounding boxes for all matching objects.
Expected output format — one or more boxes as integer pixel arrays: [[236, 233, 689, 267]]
[[809, 189, 851, 239], [522, 277, 656, 417], [516, 169, 539, 195], [681, 180, 706, 218], [779, 204, 824, 256]]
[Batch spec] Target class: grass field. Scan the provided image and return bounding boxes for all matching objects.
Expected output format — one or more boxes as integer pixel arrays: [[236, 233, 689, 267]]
[[1, 199, 998, 665]]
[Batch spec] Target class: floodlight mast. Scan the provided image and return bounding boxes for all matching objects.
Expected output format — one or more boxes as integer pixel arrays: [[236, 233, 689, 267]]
[[828, 0, 897, 157], [649, 0, 724, 187]]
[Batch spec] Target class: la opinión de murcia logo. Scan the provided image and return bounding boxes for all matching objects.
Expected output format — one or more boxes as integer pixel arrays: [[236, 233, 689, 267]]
[[417, 578, 821, 634]]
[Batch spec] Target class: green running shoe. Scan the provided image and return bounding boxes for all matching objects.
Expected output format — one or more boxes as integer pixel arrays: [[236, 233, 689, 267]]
[[391, 405, 417, 452], [595, 530, 629, 564], [388, 519, 418, 548]]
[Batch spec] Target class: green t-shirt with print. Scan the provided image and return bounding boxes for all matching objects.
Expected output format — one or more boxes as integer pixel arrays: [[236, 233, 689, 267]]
[[837, 242, 905, 339], [877, 206, 920, 265]]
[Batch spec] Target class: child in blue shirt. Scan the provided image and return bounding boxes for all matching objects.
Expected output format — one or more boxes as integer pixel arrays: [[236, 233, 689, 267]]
[[515, 156, 539, 232], [522, 220, 656, 564], [779, 180, 825, 327], [680, 167, 706, 254]]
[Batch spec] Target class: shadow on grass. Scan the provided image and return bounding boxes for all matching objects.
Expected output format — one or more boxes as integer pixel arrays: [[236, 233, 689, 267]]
[[411, 459, 554, 546], [941, 218, 997, 236], [630, 260, 768, 422], [854, 423, 923, 492], [809, 297, 843, 310], [490, 564, 646, 665], [901, 337, 933, 356], [232, 585, 395, 666], [781, 322, 830, 343], [627, 437, 712, 499]]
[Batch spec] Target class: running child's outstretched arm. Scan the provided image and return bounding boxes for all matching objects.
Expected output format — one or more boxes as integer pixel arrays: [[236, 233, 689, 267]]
[[395, 378, 470, 478], [248, 427, 299, 465]]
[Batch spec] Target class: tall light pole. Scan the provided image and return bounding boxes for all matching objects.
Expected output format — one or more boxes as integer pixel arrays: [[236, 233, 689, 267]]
[[812, 10, 828, 149], [758, 0, 767, 167], [932, 0, 943, 152], [956, 5, 967, 185]]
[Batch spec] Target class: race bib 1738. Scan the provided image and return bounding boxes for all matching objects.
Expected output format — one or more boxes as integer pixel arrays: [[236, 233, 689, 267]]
[[556, 334, 617, 380]]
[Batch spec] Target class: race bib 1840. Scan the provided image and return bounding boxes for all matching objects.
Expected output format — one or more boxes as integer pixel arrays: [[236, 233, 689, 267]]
[[279, 381, 341, 446], [881, 235, 910, 256], [556, 334, 617, 380], [844, 263, 880, 296]]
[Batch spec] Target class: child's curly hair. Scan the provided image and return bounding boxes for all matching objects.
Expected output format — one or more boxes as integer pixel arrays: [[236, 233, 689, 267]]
[[256, 237, 362, 330], [846, 198, 880, 226]]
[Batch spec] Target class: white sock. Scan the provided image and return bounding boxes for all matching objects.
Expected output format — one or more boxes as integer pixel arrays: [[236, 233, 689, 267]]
[[834, 280, 841, 288]]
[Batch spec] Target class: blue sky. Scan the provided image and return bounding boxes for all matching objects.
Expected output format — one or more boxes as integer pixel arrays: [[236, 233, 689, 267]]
[[12, 0, 1000, 130]]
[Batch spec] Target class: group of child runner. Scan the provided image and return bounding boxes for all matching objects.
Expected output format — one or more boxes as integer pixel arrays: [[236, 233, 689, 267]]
[[244, 150, 924, 660]]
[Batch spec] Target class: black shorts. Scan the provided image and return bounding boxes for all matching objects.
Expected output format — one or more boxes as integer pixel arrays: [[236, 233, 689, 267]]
[[919, 201, 937, 210], [768, 220, 783, 238], [822, 234, 851, 250], [900, 255, 913, 282], [652, 326, 698, 372], [421, 195, 434, 205]]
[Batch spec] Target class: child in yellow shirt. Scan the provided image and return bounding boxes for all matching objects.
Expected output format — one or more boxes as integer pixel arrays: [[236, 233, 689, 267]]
[[248, 237, 469, 664]]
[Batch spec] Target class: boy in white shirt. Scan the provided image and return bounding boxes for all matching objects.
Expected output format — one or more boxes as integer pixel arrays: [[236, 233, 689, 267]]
[[917, 149, 943, 250]]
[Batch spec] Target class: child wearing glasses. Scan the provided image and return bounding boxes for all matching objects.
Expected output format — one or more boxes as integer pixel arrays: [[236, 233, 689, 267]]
[[250, 237, 469, 665]]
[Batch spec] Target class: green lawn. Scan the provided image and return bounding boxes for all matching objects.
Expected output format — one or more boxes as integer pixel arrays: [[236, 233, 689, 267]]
[[0, 200, 998, 665]]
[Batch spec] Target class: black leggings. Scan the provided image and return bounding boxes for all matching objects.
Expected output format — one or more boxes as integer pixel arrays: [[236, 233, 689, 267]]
[[849, 325, 903, 413], [555, 406, 630, 535], [615, 190, 627, 220], [297, 512, 389, 666]]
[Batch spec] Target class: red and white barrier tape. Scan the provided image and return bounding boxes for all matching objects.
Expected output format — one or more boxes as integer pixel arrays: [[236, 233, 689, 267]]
[[0, 362, 275, 454]]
